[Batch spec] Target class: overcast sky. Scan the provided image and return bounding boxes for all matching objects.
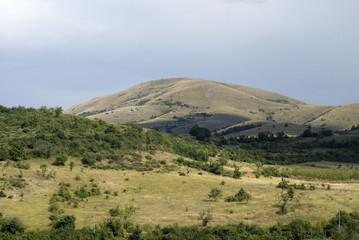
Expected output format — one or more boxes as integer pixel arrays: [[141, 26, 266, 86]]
[[1, 0, 358, 109]]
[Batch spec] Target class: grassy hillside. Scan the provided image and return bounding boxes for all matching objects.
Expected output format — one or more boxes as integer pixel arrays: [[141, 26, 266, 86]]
[[64, 78, 354, 135], [0, 106, 218, 165], [1, 106, 359, 227], [309, 103, 359, 130]]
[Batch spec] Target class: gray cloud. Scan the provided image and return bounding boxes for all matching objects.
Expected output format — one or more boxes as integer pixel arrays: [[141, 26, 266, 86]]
[[0, 0, 358, 108]]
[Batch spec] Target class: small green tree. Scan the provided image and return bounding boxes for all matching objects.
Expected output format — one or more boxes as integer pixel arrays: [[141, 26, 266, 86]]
[[54, 107, 63, 117], [278, 186, 295, 214], [69, 161, 74, 171], [255, 162, 263, 171], [233, 165, 242, 179], [208, 187, 223, 201]]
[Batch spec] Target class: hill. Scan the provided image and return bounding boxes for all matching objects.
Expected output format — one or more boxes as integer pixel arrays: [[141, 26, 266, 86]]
[[1, 106, 359, 239], [65, 78, 358, 135]]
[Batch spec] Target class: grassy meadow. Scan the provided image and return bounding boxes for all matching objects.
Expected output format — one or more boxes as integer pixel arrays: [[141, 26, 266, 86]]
[[1, 154, 358, 230]]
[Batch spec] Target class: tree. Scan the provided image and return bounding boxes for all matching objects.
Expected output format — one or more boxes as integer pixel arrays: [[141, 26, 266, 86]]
[[233, 165, 242, 179], [258, 131, 274, 141], [8, 144, 25, 161], [54, 107, 63, 117], [302, 129, 317, 137], [189, 125, 211, 141], [278, 186, 295, 214], [69, 161, 74, 171], [0, 146, 9, 160], [255, 162, 263, 171], [208, 187, 222, 201]]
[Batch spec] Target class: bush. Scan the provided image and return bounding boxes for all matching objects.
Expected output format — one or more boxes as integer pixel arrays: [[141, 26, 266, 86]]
[[53, 154, 68, 166], [208, 188, 223, 201], [74, 186, 90, 200], [52, 215, 76, 230], [0, 191, 6, 198], [109, 208, 120, 217], [81, 152, 96, 166], [189, 125, 211, 141], [225, 188, 251, 202], [14, 161, 30, 169], [0, 217, 26, 234], [261, 167, 280, 177]]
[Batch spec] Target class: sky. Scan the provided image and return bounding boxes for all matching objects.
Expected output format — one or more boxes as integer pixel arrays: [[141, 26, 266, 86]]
[[1, 0, 358, 109]]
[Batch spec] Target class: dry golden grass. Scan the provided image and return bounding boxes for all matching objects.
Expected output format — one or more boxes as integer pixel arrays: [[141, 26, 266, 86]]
[[1, 157, 358, 230], [64, 78, 353, 134], [309, 103, 359, 130]]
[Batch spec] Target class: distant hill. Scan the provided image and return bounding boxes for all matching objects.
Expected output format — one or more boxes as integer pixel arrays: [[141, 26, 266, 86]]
[[65, 78, 358, 135]]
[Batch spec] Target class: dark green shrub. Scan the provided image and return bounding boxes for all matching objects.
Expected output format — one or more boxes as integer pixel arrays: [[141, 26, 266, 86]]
[[0, 191, 6, 198], [0, 217, 26, 234], [52, 215, 75, 230], [53, 154, 68, 166], [189, 125, 211, 141], [225, 188, 251, 202], [109, 208, 120, 217], [81, 152, 96, 166], [74, 186, 90, 200]]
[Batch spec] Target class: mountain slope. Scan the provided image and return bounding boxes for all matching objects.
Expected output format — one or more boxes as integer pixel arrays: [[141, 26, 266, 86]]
[[65, 78, 355, 134], [308, 103, 359, 130]]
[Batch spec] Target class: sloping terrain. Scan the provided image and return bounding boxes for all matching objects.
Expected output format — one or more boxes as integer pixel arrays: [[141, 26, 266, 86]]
[[65, 78, 357, 135], [308, 103, 359, 131], [1, 106, 359, 235]]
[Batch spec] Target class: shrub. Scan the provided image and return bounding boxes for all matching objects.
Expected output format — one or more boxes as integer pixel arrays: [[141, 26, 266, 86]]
[[69, 161, 74, 171], [74, 186, 90, 200], [225, 188, 251, 202], [109, 208, 120, 217], [81, 153, 96, 166], [208, 188, 223, 201], [53, 154, 68, 166], [262, 167, 280, 177], [14, 161, 30, 170], [0, 216, 26, 234], [189, 125, 211, 141], [0, 191, 6, 198], [52, 215, 76, 230]]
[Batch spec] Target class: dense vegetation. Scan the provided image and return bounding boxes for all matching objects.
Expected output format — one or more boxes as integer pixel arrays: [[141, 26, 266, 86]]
[[217, 132, 359, 165], [1, 211, 358, 239], [1, 106, 358, 177], [0, 106, 217, 170]]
